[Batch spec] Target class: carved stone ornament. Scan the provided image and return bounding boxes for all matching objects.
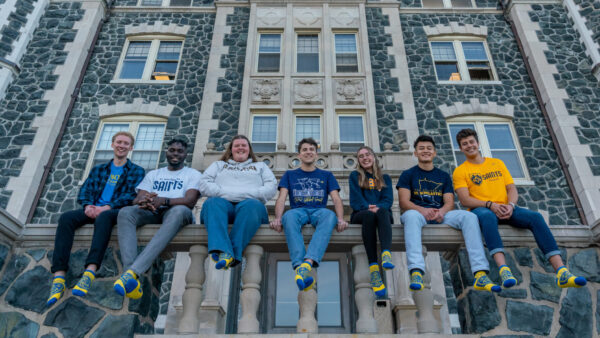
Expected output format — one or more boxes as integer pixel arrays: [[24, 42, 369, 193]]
[[294, 79, 323, 105], [294, 7, 322, 27], [335, 79, 364, 104], [252, 79, 281, 104], [257, 7, 285, 28], [330, 7, 359, 28]]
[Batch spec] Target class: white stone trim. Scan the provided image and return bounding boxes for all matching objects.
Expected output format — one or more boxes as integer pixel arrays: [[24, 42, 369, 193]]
[[0, 68, 14, 102], [563, 0, 600, 81], [191, 6, 233, 170], [124, 22, 190, 36], [438, 98, 514, 119], [5, 0, 106, 223], [98, 98, 174, 118], [423, 23, 488, 37], [0, 0, 19, 38], [509, 3, 600, 226]]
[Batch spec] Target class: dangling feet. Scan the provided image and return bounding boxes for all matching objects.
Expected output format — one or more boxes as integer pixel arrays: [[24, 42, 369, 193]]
[[499, 265, 517, 288], [72, 269, 95, 297], [210, 252, 219, 263], [556, 266, 587, 288], [215, 252, 234, 270], [473, 271, 501, 293], [370, 264, 386, 298], [114, 269, 143, 299], [295, 261, 314, 291], [381, 250, 395, 270], [47, 276, 66, 306], [409, 269, 424, 291]]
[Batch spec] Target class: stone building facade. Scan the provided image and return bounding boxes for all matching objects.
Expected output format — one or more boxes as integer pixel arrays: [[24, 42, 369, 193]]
[[0, 0, 599, 337]]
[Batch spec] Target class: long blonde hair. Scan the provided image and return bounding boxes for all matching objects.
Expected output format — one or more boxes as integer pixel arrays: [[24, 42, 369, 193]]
[[356, 146, 386, 190]]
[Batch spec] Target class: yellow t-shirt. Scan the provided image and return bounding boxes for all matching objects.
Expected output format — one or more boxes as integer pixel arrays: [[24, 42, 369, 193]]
[[452, 157, 514, 204]]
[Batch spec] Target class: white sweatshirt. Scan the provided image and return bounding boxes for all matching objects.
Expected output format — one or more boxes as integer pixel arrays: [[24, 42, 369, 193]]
[[199, 159, 277, 204]]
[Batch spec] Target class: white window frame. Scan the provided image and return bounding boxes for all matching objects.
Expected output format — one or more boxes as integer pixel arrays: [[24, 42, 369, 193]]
[[295, 31, 321, 74], [82, 115, 167, 181], [421, 0, 476, 8], [250, 114, 278, 152], [333, 32, 360, 74], [294, 114, 322, 146], [447, 115, 533, 185], [256, 32, 283, 74], [112, 35, 184, 84], [429, 36, 499, 84], [137, 0, 192, 6], [337, 113, 365, 152]]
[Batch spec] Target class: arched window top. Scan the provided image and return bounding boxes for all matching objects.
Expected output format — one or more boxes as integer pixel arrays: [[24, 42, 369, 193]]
[[439, 99, 514, 120], [424, 23, 488, 38], [99, 99, 174, 119], [124, 22, 189, 37]]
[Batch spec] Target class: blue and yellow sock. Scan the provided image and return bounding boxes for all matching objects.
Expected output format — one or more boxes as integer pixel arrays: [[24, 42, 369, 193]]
[[215, 252, 234, 270], [410, 269, 424, 291], [473, 271, 501, 293], [72, 269, 95, 297], [370, 264, 386, 298], [499, 265, 517, 288], [556, 266, 587, 288], [47, 276, 66, 306], [113, 269, 143, 299], [295, 261, 314, 291], [210, 252, 219, 263], [381, 250, 395, 270]]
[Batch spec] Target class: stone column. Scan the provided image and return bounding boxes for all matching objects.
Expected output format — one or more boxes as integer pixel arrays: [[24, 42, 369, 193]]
[[352, 244, 377, 333], [198, 263, 227, 334], [297, 268, 317, 333], [412, 245, 439, 333], [178, 245, 208, 334], [238, 245, 263, 333]]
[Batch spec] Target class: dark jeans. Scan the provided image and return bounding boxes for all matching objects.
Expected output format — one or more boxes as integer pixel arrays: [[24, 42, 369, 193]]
[[51, 208, 120, 273], [471, 206, 561, 260], [352, 208, 393, 264]]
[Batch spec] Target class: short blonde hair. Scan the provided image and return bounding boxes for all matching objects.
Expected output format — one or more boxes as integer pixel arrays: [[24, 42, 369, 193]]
[[112, 131, 135, 145]]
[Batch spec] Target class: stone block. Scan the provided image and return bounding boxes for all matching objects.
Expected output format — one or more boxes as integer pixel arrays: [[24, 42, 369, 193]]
[[534, 247, 567, 273], [0, 254, 31, 295], [0, 311, 39, 338], [44, 298, 105, 338], [513, 247, 533, 267], [87, 280, 124, 310], [557, 287, 593, 338], [497, 288, 528, 299], [464, 290, 501, 333], [567, 248, 599, 282], [96, 247, 119, 278], [0, 243, 9, 271], [90, 314, 139, 338], [5, 266, 52, 313], [529, 271, 562, 303], [506, 300, 554, 335], [26, 249, 46, 262]]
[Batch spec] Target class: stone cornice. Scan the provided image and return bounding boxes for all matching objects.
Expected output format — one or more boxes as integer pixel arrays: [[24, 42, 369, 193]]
[[439, 99, 514, 119], [125, 22, 190, 36], [98, 98, 174, 118], [424, 22, 488, 37], [0, 208, 23, 242]]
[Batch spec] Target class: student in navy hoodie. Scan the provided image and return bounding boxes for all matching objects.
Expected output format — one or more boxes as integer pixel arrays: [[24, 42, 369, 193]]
[[348, 146, 394, 298]]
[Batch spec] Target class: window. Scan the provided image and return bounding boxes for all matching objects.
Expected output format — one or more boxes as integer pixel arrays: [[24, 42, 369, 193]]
[[86, 116, 167, 175], [258, 34, 281, 72], [447, 117, 528, 180], [297, 34, 319, 73], [251, 115, 277, 152], [295, 116, 321, 144], [430, 39, 495, 82], [338, 115, 364, 152], [139, 0, 192, 6], [116, 38, 183, 81], [334, 34, 358, 73], [422, 0, 474, 7]]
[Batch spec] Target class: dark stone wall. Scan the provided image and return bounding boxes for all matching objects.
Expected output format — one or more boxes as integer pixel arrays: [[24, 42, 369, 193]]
[[31, 12, 215, 223], [0, 0, 38, 58], [398, 0, 499, 8], [0, 2, 84, 210], [207, 7, 250, 150], [574, 0, 600, 56], [399, 13, 581, 224], [529, 5, 600, 177], [366, 8, 405, 151]]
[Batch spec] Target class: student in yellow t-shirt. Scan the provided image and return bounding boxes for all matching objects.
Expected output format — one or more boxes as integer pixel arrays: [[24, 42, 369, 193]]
[[452, 128, 586, 289]]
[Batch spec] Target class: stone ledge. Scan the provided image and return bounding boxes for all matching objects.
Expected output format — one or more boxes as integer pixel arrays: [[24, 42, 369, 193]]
[[140, 334, 480, 337], [0, 208, 23, 242]]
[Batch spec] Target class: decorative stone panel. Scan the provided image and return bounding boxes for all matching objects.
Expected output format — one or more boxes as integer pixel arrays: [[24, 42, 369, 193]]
[[438, 99, 514, 119], [329, 7, 359, 28], [293, 7, 322, 28], [423, 23, 488, 37], [125, 22, 190, 36], [256, 7, 285, 28], [293, 78, 323, 105], [251, 79, 281, 104], [335, 78, 364, 105]]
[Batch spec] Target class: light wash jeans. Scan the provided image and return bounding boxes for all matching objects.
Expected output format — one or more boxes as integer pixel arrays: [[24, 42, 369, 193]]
[[401, 209, 489, 275], [282, 207, 337, 269]]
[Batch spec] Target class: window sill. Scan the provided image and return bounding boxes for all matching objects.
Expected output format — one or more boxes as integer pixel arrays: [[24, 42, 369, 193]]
[[437, 80, 502, 85], [110, 79, 176, 85], [514, 178, 535, 186]]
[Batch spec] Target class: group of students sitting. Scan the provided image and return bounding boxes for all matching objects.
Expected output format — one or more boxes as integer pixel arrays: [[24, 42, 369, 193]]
[[47, 128, 587, 307]]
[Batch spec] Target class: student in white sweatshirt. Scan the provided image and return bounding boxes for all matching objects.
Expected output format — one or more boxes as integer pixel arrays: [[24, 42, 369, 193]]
[[199, 135, 277, 269]]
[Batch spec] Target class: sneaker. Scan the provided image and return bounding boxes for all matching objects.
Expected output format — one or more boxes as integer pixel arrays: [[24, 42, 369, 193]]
[[295, 262, 314, 291], [499, 265, 517, 288], [473, 271, 501, 293], [410, 270, 424, 291], [47, 276, 66, 306], [72, 269, 95, 297], [381, 250, 395, 270], [210, 252, 219, 263], [215, 252, 234, 270], [556, 267, 587, 288], [113, 269, 143, 299], [370, 264, 387, 298]]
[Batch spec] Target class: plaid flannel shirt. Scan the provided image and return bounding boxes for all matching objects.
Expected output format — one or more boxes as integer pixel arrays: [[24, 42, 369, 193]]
[[77, 159, 145, 209]]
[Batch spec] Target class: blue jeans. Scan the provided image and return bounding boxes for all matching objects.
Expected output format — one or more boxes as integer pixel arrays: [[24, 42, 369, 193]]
[[401, 209, 489, 274], [282, 207, 337, 268], [471, 206, 560, 260], [201, 197, 268, 266]]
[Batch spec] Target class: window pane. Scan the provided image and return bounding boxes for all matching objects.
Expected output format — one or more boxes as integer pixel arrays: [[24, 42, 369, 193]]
[[259, 34, 280, 53], [467, 62, 493, 81], [316, 261, 341, 326], [153, 62, 178, 79], [252, 116, 277, 142], [449, 124, 475, 149], [335, 34, 358, 73], [484, 124, 515, 149], [491, 150, 524, 178], [435, 62, 460, 81], [157, 41, 182, 60], [297, 35, 319, 72], [339, 116, 364, 142], [451, 0, 473, 7], [336, 54, 358, 73], [252, 143, 276, 152], [120, 42, 150, 79], [275, 261, 299, 326], [258, 54, 280, 72], [141, 0, 162, 5], [335, 34, 357, 53], [422, 0, 445, 7], [169, 0, 191, 5], [462, 42, 487, 61], [131, 151, 160, 171], [431, 42, 456, 61], [454, 150, 467, 166], [296, 116, 320, 142], [135, 124, 165, 150], [298, 35, 318, 53]]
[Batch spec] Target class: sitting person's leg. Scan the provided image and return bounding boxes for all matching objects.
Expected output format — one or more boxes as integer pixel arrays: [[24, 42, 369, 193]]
[[201, 197, 235, 268], [401, 209, 427, 291], [443, 210, 500, 293], [509, 207, 586, 288], [73, 208, 120, 297], [228, 199, 268, 268], [282, 208, 311, 290], [375, 208, 394, 270], [353, 210, 386, 297]]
